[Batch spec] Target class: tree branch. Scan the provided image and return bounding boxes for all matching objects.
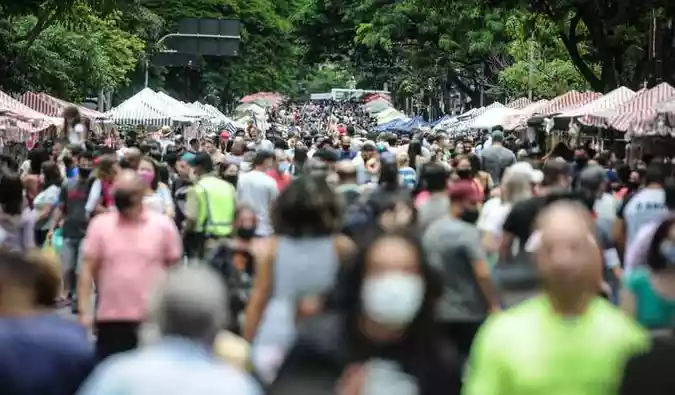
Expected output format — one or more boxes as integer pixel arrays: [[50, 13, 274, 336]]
[[16, 5, 70, 56], [557, 9, 603, 91]]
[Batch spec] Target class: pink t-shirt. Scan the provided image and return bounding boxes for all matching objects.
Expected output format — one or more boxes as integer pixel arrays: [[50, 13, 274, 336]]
[[82, 210, 182, 321], [415, 191, 430, 206]]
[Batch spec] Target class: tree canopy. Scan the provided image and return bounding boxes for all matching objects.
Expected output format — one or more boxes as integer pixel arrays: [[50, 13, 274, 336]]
[[0, 0, 674, 109]]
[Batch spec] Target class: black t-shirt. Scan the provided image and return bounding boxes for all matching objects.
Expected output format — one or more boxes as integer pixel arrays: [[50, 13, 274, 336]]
[[502, 196, 548, 249], [270, 313, 461, 395], [59, 178, 95, 240], [502, 191, 595, 249], [171, 177, 192, 230]]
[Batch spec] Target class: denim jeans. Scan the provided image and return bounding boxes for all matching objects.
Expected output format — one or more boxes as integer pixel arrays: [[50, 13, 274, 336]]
[[59, 238, 83, 298]]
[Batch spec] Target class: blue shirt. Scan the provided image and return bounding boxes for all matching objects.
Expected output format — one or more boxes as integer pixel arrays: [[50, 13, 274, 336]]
[[78, 337, 261, 395], [0, 313, 94, 395], [66, 167, 79, 180], [399, 167, 417, 188], [338, 149, 356, 160]]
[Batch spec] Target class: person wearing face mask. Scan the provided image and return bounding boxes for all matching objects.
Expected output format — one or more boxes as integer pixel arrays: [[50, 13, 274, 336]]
[[338, 135, 356, 160], [221, 162, 240, 187], [49, 151, 96, 311], [78, 170, 182, 361], [137, 157, 174, 217], [422, 180, 501, 359], [266, 150, 292, 191], [621, 216, 675, 328], [208, 205, 259, 334], [615, 165, 668, 265], [269, 233, 461, 395]]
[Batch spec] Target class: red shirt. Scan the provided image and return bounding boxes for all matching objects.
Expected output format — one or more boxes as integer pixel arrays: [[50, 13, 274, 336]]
[[266, 170, 292, 191]]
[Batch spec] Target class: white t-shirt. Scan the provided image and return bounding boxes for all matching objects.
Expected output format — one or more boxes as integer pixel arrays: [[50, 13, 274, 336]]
[[477, 197, 511, 235], [236, 170, 278, 236], [69, 123, 86, 144]]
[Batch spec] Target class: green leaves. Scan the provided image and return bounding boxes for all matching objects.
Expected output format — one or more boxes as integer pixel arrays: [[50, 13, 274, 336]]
[[497, 10, 593, 98], [4, 4, 144, 100]]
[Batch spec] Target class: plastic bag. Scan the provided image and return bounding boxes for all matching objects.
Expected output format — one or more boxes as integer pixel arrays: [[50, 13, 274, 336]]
[[42, 238, 60, 262], [51, 229, 64, 252]]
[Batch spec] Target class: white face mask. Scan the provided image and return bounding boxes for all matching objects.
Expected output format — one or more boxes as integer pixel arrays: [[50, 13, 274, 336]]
[[361, 273, 424, 327]]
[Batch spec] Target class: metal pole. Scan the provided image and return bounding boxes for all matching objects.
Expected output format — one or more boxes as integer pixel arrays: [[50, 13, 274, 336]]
[[480, 66, 484, 107], [528, 32, 535, 101], [144, 58, 149, 88]]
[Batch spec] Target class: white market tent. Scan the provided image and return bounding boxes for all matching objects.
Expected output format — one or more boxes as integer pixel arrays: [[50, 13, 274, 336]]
[[470, 107, 521, 129], [105, 89, 175, 125], [376, 108, 406, 124], [190, 101, 244, 130], [105, 88, 200, 125], [155, 91, 205, 120]]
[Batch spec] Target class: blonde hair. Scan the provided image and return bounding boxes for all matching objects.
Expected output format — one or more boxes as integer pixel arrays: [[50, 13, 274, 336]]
[[396, 152, 409, 167], [501, 168, 533, 204]]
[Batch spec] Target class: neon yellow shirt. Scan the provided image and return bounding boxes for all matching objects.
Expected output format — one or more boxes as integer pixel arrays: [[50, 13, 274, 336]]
[[463, 296, 649, 395]]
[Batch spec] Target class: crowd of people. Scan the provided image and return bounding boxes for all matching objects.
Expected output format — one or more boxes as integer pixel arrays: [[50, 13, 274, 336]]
[[1, 100, 674, 395]]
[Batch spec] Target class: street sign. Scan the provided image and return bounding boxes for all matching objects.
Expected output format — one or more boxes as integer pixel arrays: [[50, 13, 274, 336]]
[[162, 19, 241, 56], [152, 52, 200, 67], [179, 19, 240, 37], [166, 37, 239, 56]]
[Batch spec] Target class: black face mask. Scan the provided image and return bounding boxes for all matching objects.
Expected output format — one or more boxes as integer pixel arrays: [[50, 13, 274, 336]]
[[342, 145, 351, 150], [78, 167, 92, 178], [236, 227, 256, 240], [114, 189, 136, 212], [627, 181, 640, 191], [456, 168, 472, 180], [224, 175, 238, 186], [460, 209, 479, 224]]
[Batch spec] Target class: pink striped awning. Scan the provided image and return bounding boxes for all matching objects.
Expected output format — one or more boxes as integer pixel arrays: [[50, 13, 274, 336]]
[[656, 99, 675, 126], [0, 90, 57, 136], [20, 92, 106, 121], [502, 99, 550, 130], [536, 91, 601, 117], [609, 82, 675, 132], [505, 97, 531, 110], [561, 87, 636, 120]]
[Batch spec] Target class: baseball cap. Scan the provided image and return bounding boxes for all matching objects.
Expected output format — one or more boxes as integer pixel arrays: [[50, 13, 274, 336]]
[[448, 180, 481, 203], [189, 152, 213, 169], [578, 165, 608, 191], [362, 140, 377, 151], [180, 152, 197, 164]]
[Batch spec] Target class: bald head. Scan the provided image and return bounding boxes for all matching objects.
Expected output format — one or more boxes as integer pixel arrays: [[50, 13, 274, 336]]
[[537, 200, 594, 235], [531, 201, 602, 302], [336, 160, 357, 183], [123, 148, 142, 170], [125, 147, 141, 160], [114, 169, 144, 194], [146, 266, 228, 345]]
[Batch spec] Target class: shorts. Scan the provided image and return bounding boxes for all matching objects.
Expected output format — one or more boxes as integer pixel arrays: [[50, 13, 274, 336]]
[[60, 238, 84, 275]]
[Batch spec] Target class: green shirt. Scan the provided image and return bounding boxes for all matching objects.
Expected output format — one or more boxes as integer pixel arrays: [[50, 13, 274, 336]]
[[463, 296, 648, 395], [625, 267, 675, 329]]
